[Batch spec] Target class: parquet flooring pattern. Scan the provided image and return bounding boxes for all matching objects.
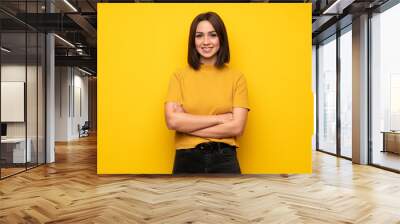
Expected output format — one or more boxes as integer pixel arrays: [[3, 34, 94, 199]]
[[1, 135, 400, 224]]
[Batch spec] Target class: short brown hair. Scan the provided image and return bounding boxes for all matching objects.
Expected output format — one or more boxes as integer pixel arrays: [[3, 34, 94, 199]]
[[188, 12, 230, 70]]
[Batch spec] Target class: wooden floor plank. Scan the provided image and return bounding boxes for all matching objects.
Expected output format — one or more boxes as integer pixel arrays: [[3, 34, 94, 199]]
[[1, 134, 400, 223]]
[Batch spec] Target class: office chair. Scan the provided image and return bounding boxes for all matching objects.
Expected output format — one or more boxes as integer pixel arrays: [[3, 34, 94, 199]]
[[79, 121, 90, 138]]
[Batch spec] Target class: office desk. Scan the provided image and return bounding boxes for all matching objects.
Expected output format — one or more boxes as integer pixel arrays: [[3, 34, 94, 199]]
[[382, 131, 400, 154], [1, 138, 31, 163]]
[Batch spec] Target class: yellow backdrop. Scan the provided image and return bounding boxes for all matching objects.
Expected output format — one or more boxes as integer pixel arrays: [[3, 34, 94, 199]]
[[98, 3, 312, 174]]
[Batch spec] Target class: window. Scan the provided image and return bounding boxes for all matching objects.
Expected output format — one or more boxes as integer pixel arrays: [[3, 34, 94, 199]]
[[318, 35, 337, 154], [340, 28, 352, 158], [371, 2, 400, 171]]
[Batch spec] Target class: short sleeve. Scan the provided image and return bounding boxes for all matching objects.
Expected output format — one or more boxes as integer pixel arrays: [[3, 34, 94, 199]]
[[233, 73, 250, 111], [165, 73, 183, 105]]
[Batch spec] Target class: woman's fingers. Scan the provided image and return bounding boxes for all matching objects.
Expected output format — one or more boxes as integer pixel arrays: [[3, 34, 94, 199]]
[[174, 103, 185, 113]]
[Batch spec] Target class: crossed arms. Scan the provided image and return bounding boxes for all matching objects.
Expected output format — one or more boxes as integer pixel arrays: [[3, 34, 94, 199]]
[[164, 102, 249, 139]]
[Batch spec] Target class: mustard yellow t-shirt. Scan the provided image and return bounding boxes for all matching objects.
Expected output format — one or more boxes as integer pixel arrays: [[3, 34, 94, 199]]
[[165, 64, 250, 150]]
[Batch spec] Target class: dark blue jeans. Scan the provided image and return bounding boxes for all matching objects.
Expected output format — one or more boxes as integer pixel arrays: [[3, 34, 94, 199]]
[[173, 142, 241, 174]]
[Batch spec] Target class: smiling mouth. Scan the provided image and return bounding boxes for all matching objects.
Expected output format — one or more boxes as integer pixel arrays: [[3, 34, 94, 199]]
[[201, 47, 213, 52]]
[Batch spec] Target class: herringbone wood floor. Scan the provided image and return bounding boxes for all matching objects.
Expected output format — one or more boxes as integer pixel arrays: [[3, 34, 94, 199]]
[[1, 134, 400, 224]]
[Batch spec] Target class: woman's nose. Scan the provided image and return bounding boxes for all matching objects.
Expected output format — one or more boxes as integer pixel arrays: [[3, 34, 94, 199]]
[[203, 36, 210, 44]]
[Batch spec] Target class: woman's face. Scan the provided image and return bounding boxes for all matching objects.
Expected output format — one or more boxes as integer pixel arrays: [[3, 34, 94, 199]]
[[195, 20, 220, 63]]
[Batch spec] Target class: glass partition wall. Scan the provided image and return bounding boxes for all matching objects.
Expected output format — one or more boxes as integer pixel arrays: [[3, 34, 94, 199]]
[[316, 26, 352, 159], [316, 0, 400, 172], [0, 30, 27, 177], [339, 27, 352, 159], [370, 2, 400, 171], [317, 35, 337, 155], [0, 1, 46, 179]]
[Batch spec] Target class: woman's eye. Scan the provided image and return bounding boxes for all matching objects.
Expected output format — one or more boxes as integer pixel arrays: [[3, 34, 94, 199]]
[[195, 34, 203, 38], [210, 33, 217, 37]]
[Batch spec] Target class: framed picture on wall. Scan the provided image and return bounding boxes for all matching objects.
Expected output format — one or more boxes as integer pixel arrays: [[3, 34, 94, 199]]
[[1, 81, 25, 122]]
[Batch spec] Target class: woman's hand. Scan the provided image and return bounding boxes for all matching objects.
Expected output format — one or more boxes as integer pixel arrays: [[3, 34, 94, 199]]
[[173, 104, 185, 113]]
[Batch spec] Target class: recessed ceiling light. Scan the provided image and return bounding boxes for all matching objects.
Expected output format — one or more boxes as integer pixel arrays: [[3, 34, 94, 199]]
[[78, 67, 93, 76], [1, 47, 11, 53], [54, 34, 75, 48], [322, 0, 355, 15], [63, 0, 78, 12]]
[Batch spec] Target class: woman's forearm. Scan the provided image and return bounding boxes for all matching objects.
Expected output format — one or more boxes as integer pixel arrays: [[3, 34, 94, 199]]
[[166, 102, 232, 133], [187, 108, 248, 139], [188, 121, 241, 139], [170, 112, 222, 133]]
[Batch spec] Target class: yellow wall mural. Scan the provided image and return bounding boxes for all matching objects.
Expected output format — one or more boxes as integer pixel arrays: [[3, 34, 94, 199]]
[[98, 3, 313, 174]]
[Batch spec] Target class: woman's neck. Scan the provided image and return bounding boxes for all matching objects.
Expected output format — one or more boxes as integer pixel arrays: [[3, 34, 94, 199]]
[[200, 56, 217, 66]]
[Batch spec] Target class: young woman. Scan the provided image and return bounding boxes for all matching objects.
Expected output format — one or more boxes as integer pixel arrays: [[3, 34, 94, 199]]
[[165, 12, 250, 174]]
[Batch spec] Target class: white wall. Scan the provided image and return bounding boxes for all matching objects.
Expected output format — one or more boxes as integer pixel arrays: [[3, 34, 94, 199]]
[[72, 72, 89, 138], [55, 66, 70, 141], [55, 67, 89, 141], [1, 65, 26, 136]]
